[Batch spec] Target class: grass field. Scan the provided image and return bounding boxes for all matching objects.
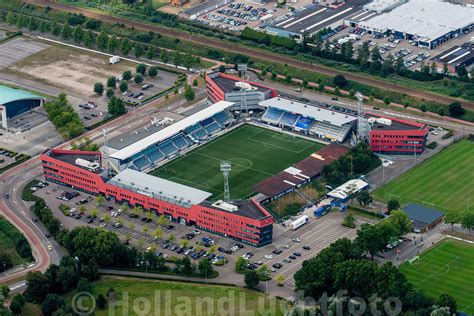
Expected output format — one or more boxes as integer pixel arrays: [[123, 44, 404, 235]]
[[373, 140, 474, 213], [400, 239, 474, 314], [151, 124, 324, 200], [64, 276, 286, 316]]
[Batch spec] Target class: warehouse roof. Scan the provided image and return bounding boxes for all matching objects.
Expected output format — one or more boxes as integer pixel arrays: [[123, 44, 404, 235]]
[[110, 101, 234, 161], [0, 85, 44, 105], [358, 0, 474, 42], [260, 97, 357, 126], [433, 43, 474, 65], [109, 168, 212, 208]]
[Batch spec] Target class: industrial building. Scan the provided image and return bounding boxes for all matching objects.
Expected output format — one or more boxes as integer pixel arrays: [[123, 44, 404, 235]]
[[266, 1, 368, 40], [432, 42, 474, 73], [0, 85, 44, 129], [364, 113, 429, 155], [205, 72, 276, 109], [362, 0, 407, 13], [40, 149, 274, 246], [353, 0, 474, 49]]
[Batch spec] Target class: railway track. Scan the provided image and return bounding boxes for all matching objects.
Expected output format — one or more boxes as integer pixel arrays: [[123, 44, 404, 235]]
[[28, 0, 474, 111]]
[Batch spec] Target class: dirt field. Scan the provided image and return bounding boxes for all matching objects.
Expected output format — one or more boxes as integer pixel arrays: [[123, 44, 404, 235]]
[[7, 45, 136, 99]]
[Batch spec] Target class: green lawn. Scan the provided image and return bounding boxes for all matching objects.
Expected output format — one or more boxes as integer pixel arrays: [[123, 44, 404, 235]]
[[151, 124, 324, 200], [373, 140, 474, 213], [400, 239, 474, 314], [65, 276, 286, 316]]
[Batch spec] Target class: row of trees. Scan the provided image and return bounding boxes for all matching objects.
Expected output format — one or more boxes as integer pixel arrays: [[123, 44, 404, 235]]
[[445, 209, 474, 234], [0, 216, 33, 267], [322, 142, 381, 187], [294, 236, 457, 315], [43, 93, 84, 139]]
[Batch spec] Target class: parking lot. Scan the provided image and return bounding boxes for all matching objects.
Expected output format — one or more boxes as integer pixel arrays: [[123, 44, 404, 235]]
[[0, 38, 48, 69]]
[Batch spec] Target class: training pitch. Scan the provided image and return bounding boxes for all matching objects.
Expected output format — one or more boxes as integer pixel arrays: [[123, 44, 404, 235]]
[[400, 239, 474, 314], [373, 140, 474, 213], [151, 124, 324, 200]]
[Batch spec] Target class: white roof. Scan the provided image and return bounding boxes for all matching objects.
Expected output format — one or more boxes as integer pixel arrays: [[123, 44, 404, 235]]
[[359, 0, 474, 42], [259, 97, 357, 126], [110, 101, 234, 160], [327, 179, 368, 199], [108, 168, 212, 207]]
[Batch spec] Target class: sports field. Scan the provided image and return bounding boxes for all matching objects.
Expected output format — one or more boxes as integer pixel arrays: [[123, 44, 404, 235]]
[[373, 140, 474, 213], [151, 124, 324, 200], [400, 239, 474, 314]]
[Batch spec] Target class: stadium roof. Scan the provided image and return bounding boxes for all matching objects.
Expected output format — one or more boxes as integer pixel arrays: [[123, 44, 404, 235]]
[[327, 179, 369, 200], [110, 101, 234, 161], [0, 85, 44, 105], [108, 168, 212, 208], [358, 0, 474, 42], [260, 97, 357, 126]]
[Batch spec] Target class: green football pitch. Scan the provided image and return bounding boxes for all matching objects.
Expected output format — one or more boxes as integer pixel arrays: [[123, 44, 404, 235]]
[[373, 140, 474, 213], [151, 124, 324, 200], [400, 239, 474, 314]]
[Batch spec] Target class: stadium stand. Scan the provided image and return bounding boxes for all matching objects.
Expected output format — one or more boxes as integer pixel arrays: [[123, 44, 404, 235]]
[[260, 98, 357, 143]]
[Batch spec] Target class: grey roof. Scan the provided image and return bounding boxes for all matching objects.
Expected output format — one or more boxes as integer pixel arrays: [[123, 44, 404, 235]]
[[403, 203, 444, 225], [108, 124, 165, 151], [108, 169, 212, 208], [260, 97, 357, 126], [358, 0, 474, 42]]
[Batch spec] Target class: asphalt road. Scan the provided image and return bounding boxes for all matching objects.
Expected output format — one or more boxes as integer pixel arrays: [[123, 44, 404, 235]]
[[29, 0, 474, 110]]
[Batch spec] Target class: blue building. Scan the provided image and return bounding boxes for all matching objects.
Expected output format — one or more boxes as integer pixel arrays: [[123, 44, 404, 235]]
[[0, 85, 44, 129]]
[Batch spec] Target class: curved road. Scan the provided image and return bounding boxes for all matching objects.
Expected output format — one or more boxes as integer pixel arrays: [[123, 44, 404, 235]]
[[30, 0, 474, 110]]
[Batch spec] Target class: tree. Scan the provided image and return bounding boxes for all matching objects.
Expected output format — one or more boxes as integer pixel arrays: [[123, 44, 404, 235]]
[[184, 85, 195, 101], [134, 73, 144, 84], [39, 20, 50, 33], [119, 81, 128, 93], [437, 293, 457, 315], [179, 239, 189, 248], [183, 52, 193, 70], [168, 234, 176, 243], [6, 12, 15, 25], [107, 76, 117, 88], [193, 79, 199, 87], [256, 265, 271, 281], [94, 82, 104, 96], [456, 64, 468, 80], [342, 212, 356, 228], [83, 29, 93, 48], [209, 245, 217, 254], [387, 199, 400, 213], [157, 215, 168, 226], [1, 285, 10, 299], [120, 38, 132, 55], [160, 49, 169, 63], [95, 194, 105, 207], [41, 293, 65, 316], [461, 213, 474, 235], [136, 63, 147, 75], [333, 74, 348, 88], [444, 209, 461, 231], [107, 35, 118, 52], [96, 293, 107, 309], [106, 88, 114, 98], [146, 45, 156, 60], [355, 224, 388, 259], [334, 259, 379, 298], [275, 274, 286, 286], [134, 43, 144, 58], [122, 70, 132, 81], [198, 258, 214, 276], [244, 270, 260, 289], [61, 23, 72, 40], [72, 26, 83, 44], [448, 101, 465, 118], [96, 31, 108, 51], [383, 96, 391, 105], [51, 21, 61, 36], [10, 294, 25, 315], [173, 51, 182, 66], [235, 257, 249, 273], [438, 107, 446, 117], [356, 191, 373, 207], [388, 210, 412, 237], [153, 228, 163, 240], [420, 103, 427, 112], [148, 66, 158, 77], [28, 17, 38, 31]]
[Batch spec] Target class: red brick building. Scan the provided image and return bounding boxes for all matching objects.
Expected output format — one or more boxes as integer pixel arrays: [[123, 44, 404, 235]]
[[40, 149, 273, 246], [367, 113, 429, 155], [206, 72, 277, 107]]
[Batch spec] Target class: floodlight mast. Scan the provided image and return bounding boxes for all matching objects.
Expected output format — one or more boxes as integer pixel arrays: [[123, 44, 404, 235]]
[[220, 161, 231, 201]]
